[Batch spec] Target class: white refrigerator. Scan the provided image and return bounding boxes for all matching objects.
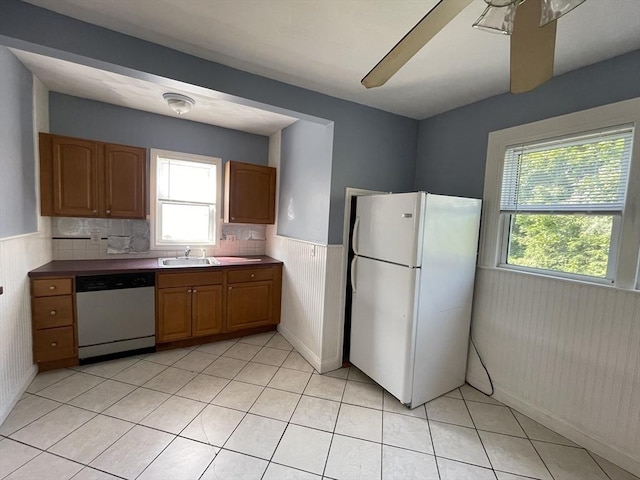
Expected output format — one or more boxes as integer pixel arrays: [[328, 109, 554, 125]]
[[349, 192, 481, 408]]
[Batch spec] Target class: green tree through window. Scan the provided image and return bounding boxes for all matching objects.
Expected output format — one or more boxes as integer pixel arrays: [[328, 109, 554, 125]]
[[500, 127, 632, 279]]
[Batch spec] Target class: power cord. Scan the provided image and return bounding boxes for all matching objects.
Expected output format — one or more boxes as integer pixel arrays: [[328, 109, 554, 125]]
[[471, 336, 494, 397]]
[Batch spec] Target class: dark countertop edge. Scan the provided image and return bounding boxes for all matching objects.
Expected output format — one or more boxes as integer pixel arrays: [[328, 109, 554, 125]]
[[28, 256, 283, 277]]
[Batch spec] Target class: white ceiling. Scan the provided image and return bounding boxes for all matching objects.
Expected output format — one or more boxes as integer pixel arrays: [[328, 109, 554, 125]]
[[22, 0, 640, 120], [12, 50, 297, 136]]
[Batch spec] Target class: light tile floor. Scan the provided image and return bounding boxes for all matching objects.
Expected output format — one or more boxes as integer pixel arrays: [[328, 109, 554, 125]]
[[1, 331, 637, 480]]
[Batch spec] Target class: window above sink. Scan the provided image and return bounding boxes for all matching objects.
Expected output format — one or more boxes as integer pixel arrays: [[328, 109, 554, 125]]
[[150, 149, 222, 249]]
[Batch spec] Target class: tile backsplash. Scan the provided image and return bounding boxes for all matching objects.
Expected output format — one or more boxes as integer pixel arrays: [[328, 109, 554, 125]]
[[51, 217, 266, 260]]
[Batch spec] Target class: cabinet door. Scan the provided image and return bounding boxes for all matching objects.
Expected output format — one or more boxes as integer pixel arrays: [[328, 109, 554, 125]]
[[226, 281, 274, 331], [52, 136, 100, 217], [157, 287, 192, 342], [104, 144, 146, 219], [224, 161, 276, 224], [192, 285, 224, 337]]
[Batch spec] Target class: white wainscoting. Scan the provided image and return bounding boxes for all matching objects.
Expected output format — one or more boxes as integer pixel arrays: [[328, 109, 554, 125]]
[[0, 222, 52, 424], [266, 235, 344, 373], [468, 267, 640, 476], [0, 76, 52, 425]]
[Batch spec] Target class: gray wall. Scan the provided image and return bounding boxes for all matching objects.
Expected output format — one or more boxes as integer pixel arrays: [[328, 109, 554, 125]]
[[279, 120, 333, 243], [0, 0, 418, 245], [50, 93, 268, 165], [0, 47, 36, 238], [415, 49, 640, 199]]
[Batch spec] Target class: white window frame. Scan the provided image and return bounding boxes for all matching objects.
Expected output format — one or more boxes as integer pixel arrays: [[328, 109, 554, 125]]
[[150, 149, 222, 249], [479, 98, 640, 290]]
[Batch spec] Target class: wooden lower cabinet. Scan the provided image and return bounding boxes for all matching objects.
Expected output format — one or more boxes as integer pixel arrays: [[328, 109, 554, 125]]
[[33, 327, 75, 363], [157, 287, 192, 342], [192, 285, 224, 336], [226, 281, 273, 331], [30, 277, 78, 370], [156, 272, 224, 343], [156, 265, 281, 345]]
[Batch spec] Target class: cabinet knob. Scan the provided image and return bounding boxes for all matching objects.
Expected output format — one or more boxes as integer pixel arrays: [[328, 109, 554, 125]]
[[51, 342, 58, 347], [231, 217, 235, 221], [91, 209, 98, 215], [192, 289, 197, 293], [187, 289, 192, 293], [106, 209, 111, 215], [228, 287, 232, 290], [49, 285, 56, 290], [250, 273, 255, 278], [50, 310, 57, 316]]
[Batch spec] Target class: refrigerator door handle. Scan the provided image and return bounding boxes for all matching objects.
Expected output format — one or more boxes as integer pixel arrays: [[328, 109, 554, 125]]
[[351, 256, 358, 293], [352, 216, 360, 255]]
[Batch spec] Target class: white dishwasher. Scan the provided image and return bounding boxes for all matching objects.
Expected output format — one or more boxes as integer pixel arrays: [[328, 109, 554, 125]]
[[76, 272, 156, 361]]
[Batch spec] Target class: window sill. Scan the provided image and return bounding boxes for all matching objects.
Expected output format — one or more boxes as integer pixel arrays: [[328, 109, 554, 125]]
[[477, 265, 639, 294]]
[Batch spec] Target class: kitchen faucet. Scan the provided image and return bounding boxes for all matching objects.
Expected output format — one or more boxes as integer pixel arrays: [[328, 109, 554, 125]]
[[184, 246, 191, 258]]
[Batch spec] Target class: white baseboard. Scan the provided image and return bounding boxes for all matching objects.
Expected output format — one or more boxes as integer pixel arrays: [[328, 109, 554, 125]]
[[467, 374, 640, 477], [320, 356, 343, 374], [277, 324, 321, 372], [0, 364, 37, 426]]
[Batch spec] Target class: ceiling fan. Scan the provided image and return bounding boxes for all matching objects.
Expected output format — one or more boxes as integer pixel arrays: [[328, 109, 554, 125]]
[[361, 0, 587, 94]]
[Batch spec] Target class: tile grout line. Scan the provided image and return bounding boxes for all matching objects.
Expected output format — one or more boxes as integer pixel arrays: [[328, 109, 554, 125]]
[[584, 449, 616, 480], [424, 394, 443, 480], [258, 360, 317, 480], [460, 387, 497, 474], [510, 406, 557, 480]]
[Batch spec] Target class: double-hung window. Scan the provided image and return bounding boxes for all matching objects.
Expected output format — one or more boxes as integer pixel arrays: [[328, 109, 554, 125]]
[[500, 126, 633, 280], [479, 98, 640, 288], [150, 149, 222, 248]]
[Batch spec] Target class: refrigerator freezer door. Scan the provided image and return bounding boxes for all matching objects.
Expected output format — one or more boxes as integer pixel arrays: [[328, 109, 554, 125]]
[[354, 192, 424, 267], [349, 256, 419, 405]]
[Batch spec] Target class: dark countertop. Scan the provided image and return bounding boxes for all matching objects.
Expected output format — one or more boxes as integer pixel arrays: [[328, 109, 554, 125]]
[[29, 255, 283, 277]]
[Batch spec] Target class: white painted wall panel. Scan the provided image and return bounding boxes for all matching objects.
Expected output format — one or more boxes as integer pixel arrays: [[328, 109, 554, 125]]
[[267, 235, 326, 369], [0, 77, 52, 425], [322, 246, 345, 372], [468, 267, 640, 475], [266, 234, 345, 373], [0, 223, 52, 424]]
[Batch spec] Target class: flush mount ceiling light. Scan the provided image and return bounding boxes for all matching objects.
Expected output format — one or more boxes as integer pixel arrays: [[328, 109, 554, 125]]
[[163, 92, 195, 115]]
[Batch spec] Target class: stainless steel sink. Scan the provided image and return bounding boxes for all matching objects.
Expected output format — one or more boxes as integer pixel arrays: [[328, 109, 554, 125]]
[[157, 257, 220, 268]]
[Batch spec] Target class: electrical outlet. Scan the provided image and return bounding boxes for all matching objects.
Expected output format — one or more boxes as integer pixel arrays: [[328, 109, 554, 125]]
[[90, 232, 100, 244], [310, 245, 316, 257], [227, 234, 237, 242]]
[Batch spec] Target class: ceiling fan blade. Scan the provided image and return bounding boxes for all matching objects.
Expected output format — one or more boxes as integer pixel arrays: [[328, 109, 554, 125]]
[[362, 0, 473, 89], [510, 0, 557, 94]]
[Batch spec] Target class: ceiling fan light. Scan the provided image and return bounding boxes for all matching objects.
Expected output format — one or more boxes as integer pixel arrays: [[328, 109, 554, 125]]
[[473, 4, 518, 35], [483, 0, 519, 6], [162, 92, 195, 115], [539, 0, 586, 26]]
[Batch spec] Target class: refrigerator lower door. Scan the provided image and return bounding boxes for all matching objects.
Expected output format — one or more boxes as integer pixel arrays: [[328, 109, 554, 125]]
[[349, 256, 419, 405], [354, 192, 424, 267]]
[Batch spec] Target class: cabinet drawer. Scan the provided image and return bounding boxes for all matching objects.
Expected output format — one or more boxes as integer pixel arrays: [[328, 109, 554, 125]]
[[227, 267, 274, 284], [32, 278, 72, 297], [157, 271, 223, 288], [33, 296, 74, 329], [33, 327, 75, 363]]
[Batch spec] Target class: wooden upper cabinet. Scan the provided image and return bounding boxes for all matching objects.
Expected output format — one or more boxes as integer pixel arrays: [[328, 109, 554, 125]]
[[51, 136, 100, 217], [224, 160, 276, 224], [40, 133, 146, 219], [104, 144, 146, 219]]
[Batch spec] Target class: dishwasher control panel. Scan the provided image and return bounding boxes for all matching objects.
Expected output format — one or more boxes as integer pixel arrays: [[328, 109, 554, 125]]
[[76, 272, 155, 292]]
